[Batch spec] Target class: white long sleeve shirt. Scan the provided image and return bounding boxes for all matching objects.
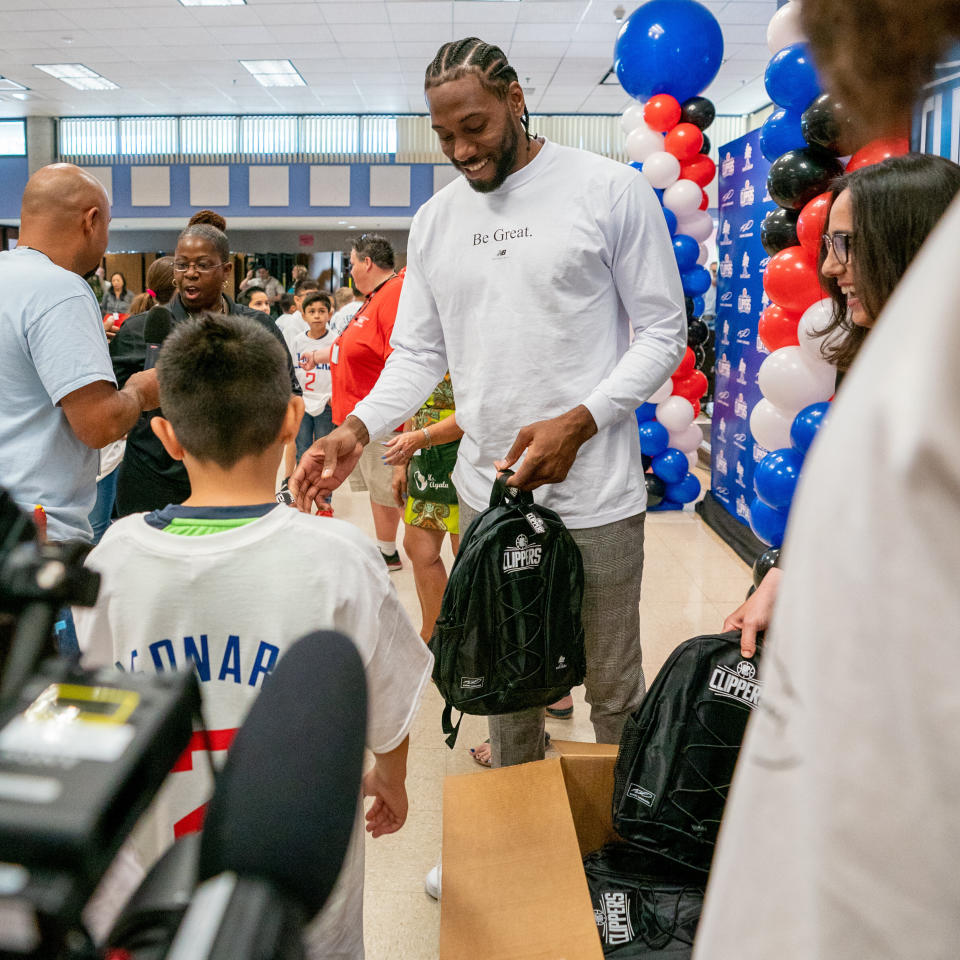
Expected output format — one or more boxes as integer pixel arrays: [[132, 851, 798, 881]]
[[353, 139, 686, 527]]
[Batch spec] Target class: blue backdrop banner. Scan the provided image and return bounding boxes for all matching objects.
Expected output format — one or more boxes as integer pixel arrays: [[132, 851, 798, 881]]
[[710, 129, 777, 527], [914, 42, 960, 161]]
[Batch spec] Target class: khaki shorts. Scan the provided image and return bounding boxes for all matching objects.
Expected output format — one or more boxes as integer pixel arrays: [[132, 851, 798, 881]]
[[347, 440, 396, 507]]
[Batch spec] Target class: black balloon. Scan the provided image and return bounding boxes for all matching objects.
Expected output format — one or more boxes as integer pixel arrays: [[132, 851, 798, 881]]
[[699, 133, 711, 155], [684, 296, 697, 319], [680, 96, 716, 131], [752, 547, 781, 588], [687, 318, 709, 346], [760, 206, 800, 256], [641, 453, 653, 471], [693, 344, 707, 369], [767, 149, 845, 210], [801, 93, 852, 156], [645, 473, 666, 508]]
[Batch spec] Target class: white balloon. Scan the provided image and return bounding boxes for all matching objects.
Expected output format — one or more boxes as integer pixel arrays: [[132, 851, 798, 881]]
[[687, 451, 700, 472], [625, 125, 665, 163], [797, 297, 843, 366], [758, 345, 837, 415], [649, 379, 674, 404], [749, 398, 794, 452], [621, 101, 647, 134], [655, 395, 695, 433], [675, 210, 715, 243], [662, 178, 702, 217], [767, 1, 806, 54], [640, 150, 681, 189], [697, 243, 709, 266], [669, 422, 703, 454]]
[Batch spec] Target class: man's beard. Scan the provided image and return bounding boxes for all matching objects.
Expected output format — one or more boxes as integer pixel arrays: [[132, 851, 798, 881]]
[[458, 122, 522, 194]]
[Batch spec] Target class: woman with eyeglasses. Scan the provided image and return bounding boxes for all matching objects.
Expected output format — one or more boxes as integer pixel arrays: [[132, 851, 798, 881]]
[[110, 210, 298, 515], [722, 152, 960, 651]]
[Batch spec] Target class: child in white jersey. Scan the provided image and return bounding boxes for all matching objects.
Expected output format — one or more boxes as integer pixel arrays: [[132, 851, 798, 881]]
[[73, 313, 432, 960], [293, 291, 336, 463]]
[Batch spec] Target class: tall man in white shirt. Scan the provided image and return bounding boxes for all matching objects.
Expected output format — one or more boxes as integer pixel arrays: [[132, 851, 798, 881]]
[[293, 38, 686, 767]]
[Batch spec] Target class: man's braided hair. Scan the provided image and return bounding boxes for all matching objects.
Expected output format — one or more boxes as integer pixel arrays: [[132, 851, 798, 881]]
[[424, 38, 530, 139]]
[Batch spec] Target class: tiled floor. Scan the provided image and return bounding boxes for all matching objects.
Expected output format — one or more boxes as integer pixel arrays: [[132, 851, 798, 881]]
[[328, 470, 753, 959]]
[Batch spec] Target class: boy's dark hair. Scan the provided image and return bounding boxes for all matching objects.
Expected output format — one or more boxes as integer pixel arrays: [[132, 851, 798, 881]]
[[156, 313, 290, 468], [280, 293, 295, 313], [302, 291, 334, 314], [294, 277, 320, 296], [351, 233, 395, 271]]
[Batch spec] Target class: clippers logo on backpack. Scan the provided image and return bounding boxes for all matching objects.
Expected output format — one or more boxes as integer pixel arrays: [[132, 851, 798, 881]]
[[596, 891, 635, 946], [502, 533, 542, 573], [708, 659, 762, 708]]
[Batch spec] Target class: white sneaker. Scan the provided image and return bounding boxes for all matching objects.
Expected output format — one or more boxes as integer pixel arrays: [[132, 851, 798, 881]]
[[424, 863, 442, 900]]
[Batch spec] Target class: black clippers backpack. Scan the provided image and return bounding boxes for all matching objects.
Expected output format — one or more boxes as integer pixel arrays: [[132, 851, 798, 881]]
[[428, 472, 586, 747], [612, 631, 763, 878]]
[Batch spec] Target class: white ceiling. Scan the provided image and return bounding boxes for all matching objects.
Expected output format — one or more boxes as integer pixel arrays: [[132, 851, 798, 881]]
[[0, 0, 776, 120]]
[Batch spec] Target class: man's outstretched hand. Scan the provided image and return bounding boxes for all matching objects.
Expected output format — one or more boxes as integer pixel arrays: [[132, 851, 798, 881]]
[[495, 405, 598, 490], [290, 417, 368, 512]]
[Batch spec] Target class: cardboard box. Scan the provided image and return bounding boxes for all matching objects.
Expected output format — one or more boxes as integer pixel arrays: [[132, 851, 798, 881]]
[[440, 740, 620, 960]]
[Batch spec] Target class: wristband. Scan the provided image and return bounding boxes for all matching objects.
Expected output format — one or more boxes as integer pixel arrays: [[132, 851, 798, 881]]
[[422, 426, 433, 450]]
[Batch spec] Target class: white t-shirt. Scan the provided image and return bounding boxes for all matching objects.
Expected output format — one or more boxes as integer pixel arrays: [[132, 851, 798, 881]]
[[352, 139, 686, 527], [276, 310, 308, 359], [74, 505, 432, 959], [294, 329, 335, 415], [0, 247, 117, 541], [695, 196, 960, 958]]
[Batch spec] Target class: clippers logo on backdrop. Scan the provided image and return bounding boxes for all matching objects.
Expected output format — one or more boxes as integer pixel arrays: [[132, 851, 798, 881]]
[[717, 353, 731, 379], [736, 358, 748, 385], [720, 318, 730, 345], [720, 290, 734, 308], [740, 180, 755, 207], [717, 417, 727, 443], [756, 333, 770, 355], [721, 152, 735, 177], [716, 449, 728, 477], [596, 892, 635, 947], [719, 254, 733, 279], [626, 782, 656, 807], [740, 252, 751, 279], [708, 660, 762, 708], [502, 534, 542, 573], [734, 432, 747, 452], [736, 494, 750, 521], [739, 219, 755, 239], [736, 461, 746, 487], [753, 443, 767, 463], [720, 187, 735, 209], [742, 142, 754, 171], [719, 222, 733, 246], [737, 290, 752, 316]]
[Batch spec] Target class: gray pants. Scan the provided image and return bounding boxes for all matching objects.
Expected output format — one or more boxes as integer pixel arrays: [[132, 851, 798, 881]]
[[458, 500, 647, 767]]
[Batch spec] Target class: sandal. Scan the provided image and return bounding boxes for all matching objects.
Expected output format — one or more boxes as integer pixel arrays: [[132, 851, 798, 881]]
[[546, 694, 574, 720], [468, 733, 552, 768]]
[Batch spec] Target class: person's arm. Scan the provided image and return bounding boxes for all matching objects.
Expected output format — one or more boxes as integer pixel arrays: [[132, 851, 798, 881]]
[[60, 372, 159, 449], [499, 175, 687, 490], [298, 345, 334, 370], [723, 566, 782, 658], [382, 412, 462, 466], [363, 735, 409, 837]]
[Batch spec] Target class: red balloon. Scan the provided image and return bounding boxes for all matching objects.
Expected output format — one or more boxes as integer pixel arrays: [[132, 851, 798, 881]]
[[846, 136, 909, 172], [643, 94, 682, 132], [796, 191, 832, 257], [673, 346, 696, 378], [663, 122, 704, 160], [691, 399, 701, 419], [680, 154, 716, 188], [698, 189, 709, 211], [758, 304, 801, 352], [673, 369, 708, 402], [763, 245, 824, 314]]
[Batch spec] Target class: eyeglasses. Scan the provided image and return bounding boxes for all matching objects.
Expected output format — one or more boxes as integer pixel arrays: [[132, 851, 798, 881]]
[[822, 232, 853, 265], [173, 260, 223, 274]]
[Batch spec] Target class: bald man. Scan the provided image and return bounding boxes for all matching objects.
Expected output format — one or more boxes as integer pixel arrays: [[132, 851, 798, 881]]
[[0, 163, 159, 543]]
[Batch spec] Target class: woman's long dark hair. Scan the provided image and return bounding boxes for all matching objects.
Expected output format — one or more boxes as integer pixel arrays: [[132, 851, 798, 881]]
[[815, 153, 960, 370]]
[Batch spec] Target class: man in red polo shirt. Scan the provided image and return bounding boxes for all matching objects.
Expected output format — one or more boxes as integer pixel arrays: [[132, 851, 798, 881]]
[[331, 234, 405, 569]]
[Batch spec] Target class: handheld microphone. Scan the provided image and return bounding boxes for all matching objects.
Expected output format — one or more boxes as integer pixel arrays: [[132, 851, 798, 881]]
[[165, 630, 368, 960], [143, 305, 174, 371]]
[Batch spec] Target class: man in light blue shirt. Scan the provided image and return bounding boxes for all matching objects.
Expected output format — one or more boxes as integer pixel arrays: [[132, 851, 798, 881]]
[[0, 164, 159, 543]]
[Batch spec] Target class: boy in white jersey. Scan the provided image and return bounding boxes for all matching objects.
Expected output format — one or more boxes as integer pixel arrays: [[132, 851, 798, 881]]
[[293, 291, 336, 463], [74, 313, 432, 959]]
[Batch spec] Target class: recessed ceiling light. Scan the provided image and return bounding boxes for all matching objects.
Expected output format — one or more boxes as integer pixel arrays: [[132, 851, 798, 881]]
[[35, 64, 118, 91], [0, 76, 27, 91], [179, 0, 246, 6], [240, 60, 306, 88], [10, 92, 36, 100]]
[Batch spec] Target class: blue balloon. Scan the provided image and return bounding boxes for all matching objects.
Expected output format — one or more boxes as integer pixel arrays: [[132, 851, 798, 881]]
[[681, 266, 711, 297], [759, 107, 807, 162], [692, 295, 705, 316], [652, 448, 689, 485], [665, 472, 702, 504], [673, 234, 700, 272], [654, 187, 665, 203], [764, 43, 821, 112], [630, 160, 644, 171], [662, 206, 678, 236], [790, 401, 830, 455], [749, 497, 788, 547], [649, 498, 684, 512], [636, 402, 658, 422], [753, 447, 804, 511], [614, 0, 724, 104], [638, 419, 670, 458]]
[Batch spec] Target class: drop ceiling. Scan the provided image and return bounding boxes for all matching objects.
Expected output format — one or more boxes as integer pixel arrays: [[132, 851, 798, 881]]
[[0, 0, 777, 120]]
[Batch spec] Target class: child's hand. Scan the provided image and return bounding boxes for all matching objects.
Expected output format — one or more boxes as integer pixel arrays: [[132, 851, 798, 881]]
[[362, 766, 408, 837]]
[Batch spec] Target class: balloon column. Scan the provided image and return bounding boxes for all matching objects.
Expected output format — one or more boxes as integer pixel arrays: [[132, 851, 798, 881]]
[[616, 0, 724, 509], [748, 0, 907, 548]]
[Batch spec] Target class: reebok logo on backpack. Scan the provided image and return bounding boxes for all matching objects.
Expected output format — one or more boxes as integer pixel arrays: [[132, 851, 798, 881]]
[[429, 472, 586, 747]]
